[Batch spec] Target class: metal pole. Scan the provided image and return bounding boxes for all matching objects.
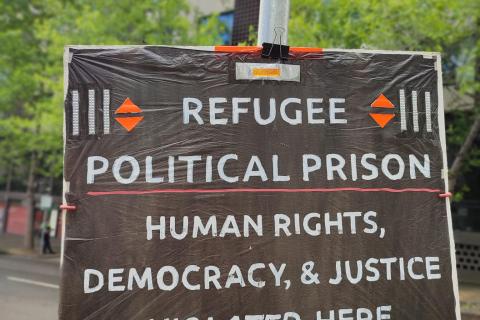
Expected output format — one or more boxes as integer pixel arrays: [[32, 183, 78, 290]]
[[257, 0, 290, 46]]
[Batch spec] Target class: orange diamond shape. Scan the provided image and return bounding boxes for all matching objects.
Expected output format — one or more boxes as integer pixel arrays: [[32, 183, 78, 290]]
[[369, 113, 395, 128], [115, 98, 143, 132], [371, 93, 394, 109], [115, 116, 144, 132], [116, 98, 142, 114]]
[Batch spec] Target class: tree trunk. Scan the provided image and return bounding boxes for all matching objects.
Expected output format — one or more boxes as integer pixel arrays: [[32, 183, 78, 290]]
[[449, 22, 480, 192], [1, 165, 12, 234], [449, 117, 480, 191], [24, 152, 37, 250]]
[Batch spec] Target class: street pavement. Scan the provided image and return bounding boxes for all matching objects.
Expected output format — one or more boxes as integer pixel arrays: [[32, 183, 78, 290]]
[[0, 254, 60, 320]]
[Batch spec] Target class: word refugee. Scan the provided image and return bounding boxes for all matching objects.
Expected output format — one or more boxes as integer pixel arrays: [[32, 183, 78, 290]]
[[182, 97, 347, 125]]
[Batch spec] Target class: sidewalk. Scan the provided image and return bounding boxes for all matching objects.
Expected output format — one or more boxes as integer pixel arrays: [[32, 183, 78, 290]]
[[0, 233, 61, 260], [461, 283, 480, 319], [0, 233, 479, 318]]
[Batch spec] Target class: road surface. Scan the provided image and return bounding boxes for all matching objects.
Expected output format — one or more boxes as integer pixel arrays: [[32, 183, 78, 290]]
[[0, 254, 59, 320]]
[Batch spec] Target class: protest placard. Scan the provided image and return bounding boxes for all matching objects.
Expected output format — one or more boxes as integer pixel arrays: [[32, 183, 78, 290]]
[[60, 46, 459, 319]]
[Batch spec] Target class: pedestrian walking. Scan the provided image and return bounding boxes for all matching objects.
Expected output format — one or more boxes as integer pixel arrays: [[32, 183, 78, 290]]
[[42, 226, 54, 254]]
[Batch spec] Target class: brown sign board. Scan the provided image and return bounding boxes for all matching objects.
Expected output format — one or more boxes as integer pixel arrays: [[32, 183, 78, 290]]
[[60, 46, 460, 320]]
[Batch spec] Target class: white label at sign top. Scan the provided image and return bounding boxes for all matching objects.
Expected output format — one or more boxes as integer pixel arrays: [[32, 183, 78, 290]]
[[235, 63, 300, 82]]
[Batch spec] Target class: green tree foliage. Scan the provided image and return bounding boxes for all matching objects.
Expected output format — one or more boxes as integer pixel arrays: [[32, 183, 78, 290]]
[[289, 0, 480, 199], [0, 0, 53, 190], [0, 0, 225, 193]]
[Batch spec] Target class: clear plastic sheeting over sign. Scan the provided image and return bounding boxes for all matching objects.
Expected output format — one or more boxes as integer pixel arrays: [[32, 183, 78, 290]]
[[61, 46, 460, 320]]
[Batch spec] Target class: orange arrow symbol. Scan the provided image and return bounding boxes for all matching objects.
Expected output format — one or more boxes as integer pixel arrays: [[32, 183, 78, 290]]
[[369, 113, 395, 128], [369, 93, 395, 128], [115, 98, 143, 132], [371, 93, 395, 108]]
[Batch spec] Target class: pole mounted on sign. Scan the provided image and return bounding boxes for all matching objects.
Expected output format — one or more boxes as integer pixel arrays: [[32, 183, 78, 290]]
[[257, 0, 290, 46]]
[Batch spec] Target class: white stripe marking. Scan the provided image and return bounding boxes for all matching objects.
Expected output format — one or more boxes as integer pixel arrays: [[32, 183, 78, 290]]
[[425, 91, 432, 132], [412, 90, 419, 132], [7, 276, 59, 289], [399, 89, 407, 131], [72, 90, 79, 136], [103, 89, 110, 134], [88, 89, 95, 135]]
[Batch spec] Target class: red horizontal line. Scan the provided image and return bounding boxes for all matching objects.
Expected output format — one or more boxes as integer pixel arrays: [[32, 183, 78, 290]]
[[87, 187, 442, 196]]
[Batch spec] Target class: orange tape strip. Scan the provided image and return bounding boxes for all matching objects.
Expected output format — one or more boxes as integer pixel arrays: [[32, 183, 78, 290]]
[[214, 46, 262, 53], [214, 46, 323, 54], [252, 68, 281, 77], [290, 47, 323, 53]]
